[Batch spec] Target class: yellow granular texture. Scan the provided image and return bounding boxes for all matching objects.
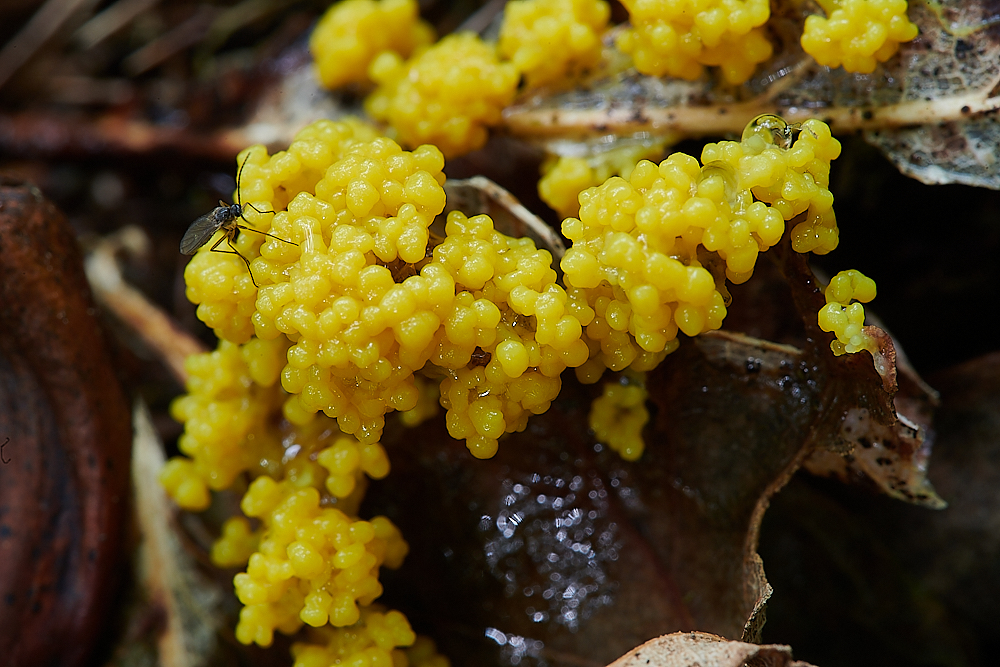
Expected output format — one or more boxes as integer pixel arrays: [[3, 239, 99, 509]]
[[291, 612, 450, 667], [434, 211, 590, 458], [159, 457, 211, 511], [616, 0, 773, 84], [174, 120, 489, 667], [701, 115, 843, 255], [212, 517, 263, 568], [317, 434, 391, 500], [310, 0, 435, 90], [539, 141, 668, 219], [234, 477, 408, 646], [818, 268, 878, 355], [399, 374, 440, 427], [161, 334, 394, 514], [184, 118, 592, 458], [162, 334, 408, 653], [184, 118, 382, 344], [167, 112, 854, 666], [589, 370, 649, 461], [563, 116, 842, 379], [163, 337, 289, 508], [406, 636, 452, 667], [366, 32, 520, 158], [250, 135, 448, 444], [801, 0, 918, 74], [498, 0, 610, 88], [561, 155, 732, 376]]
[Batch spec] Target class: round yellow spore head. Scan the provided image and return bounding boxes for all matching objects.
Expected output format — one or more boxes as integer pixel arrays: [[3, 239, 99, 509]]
[[310, 0, 435, 89], [366, 32, 519, 158]]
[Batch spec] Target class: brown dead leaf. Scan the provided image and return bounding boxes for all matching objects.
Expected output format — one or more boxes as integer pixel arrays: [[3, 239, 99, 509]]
[[503, 0, 1000, 188], [758, 350, 1000, 665], [761, 248, 946, 509], [607, 631, 815, 667], [800, 368, 946, 510], [862, 1, 1000, 188], [366, 252, 919, 665], [0, 176, 132, 667]]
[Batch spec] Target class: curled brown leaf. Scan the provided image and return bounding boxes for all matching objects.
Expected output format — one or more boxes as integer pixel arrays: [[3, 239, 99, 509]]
[[0, 177, 132, 667]]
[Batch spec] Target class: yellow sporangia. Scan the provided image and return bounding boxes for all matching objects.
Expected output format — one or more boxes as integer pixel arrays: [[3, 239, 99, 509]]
[[818, 268, 878, 355], [366, 33, 519, 158], [166, 112, 860, 667], [616, 0, 773, 84], [499, 0, 610, 88], [801, 0, 918, 74], [310, 0, 435, 89]]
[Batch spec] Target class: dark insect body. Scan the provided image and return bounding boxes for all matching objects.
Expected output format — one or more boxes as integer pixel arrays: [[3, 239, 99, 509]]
[[179, 156, 297, 288]]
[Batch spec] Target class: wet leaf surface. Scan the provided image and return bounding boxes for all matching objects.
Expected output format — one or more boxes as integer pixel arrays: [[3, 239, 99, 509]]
[[760, 349, 1000, 667], [0, 177, 132, 667], [365, 244, 927, 665]]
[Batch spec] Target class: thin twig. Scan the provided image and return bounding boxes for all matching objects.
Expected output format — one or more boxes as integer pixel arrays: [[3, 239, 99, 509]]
[[122, 5, 220, 76], [0, 110, 245, 159], [456, 0, 508, 34], [0, 0, 102, 90], [503, 90, 1000, 139], [85, 227, 206, 385], [73, 0, 163, 51]]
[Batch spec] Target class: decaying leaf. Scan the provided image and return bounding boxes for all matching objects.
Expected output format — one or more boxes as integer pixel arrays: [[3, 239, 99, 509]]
[[0, 177, 132, 667], [502, 0, 1000, 188], [863, 1, 1000, 188], [865, 116, 1000, 189], [365, 243, 930, 665], [606, 631, 815, 667], [801, 410, 945, 510], [759, 350, 1000, 666], [801, 365, 946, 510], [111, 401, 224, 667]]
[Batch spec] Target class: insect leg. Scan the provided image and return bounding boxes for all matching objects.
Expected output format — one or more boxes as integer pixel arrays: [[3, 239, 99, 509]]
[[208, 234, 260, 288], [244, 202, 276, 215], [237, 224, 299, 246], [235, 154, 250, 210]]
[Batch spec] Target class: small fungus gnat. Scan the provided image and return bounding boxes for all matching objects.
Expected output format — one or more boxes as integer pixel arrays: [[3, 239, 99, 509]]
[[180, 155, 297, 287]]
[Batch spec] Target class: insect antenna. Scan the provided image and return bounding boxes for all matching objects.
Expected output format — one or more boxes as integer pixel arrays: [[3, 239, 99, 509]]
[[235, 154, 276, 217], [208, 233, 260, 288], [233, 153, 296, 247]]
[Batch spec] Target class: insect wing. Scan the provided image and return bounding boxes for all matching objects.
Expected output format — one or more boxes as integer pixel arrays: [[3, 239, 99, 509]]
[[180, 210, 224, 254]]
